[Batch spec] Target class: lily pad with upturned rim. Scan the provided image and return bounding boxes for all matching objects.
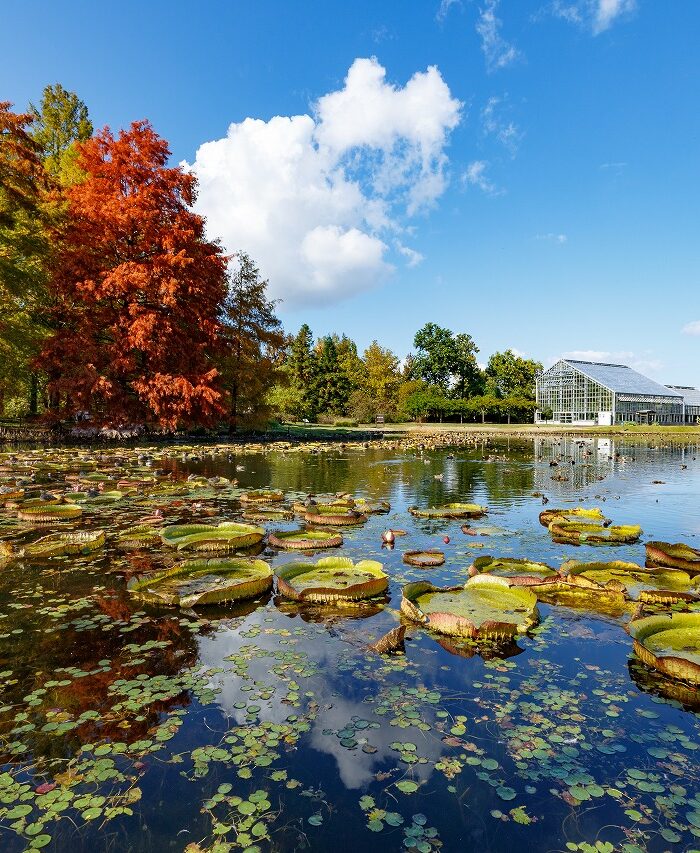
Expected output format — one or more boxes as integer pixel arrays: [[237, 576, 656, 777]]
[[127, 557, 272, 607], [21, 529, 106, 558], [160, 522, 264, 552], [403, 550, 445, 568], [409, 503, 488, 520], [303, 506, 368, 526], [629, 612, 700, 685], [548, 520, 642, 545], [268, 529, 343, 550], [400, 575, 539, 639], [538, 507, 608, 528], [645, 541, 700, 575], [275, 556, 388, 603], [470, 556, 558, 586]]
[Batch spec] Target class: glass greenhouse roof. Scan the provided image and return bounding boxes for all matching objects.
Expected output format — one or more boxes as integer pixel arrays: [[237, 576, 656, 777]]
[[667, 386, 700, 406], [563, 360, 682, 398]]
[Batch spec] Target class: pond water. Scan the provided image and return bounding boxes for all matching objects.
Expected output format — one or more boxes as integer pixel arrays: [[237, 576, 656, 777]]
[[1, 436, 700, 853]]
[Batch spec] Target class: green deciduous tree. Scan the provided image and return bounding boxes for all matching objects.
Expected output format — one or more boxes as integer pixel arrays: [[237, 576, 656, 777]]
[[486, 349, 542, 400], [412, 323, 456, 392], [0, 102, 50, 416]]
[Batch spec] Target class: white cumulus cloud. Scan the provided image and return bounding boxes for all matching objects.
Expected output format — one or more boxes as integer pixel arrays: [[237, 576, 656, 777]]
[[188, 57, 462, 307], [476, 0, 520, 72], [683, 321, 700, 336]]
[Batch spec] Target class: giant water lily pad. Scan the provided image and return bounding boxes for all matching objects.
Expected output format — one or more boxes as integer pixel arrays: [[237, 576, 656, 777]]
[[548, 520, 642, 545], [21, 529, 106, 558], [17, 502, 82, 523], [470, 556, 558, 585], [409, 502, 487, 519], [401, 575, 539, 639], [160, 522, 264, 552], [629, 612, 700, 685], [560, 559, 693, 602], [128, 557, 272, 607], [275, 557, 388, 603], [539, 507, 608, 527], [646, 541, 700, 575], [268, 529, 343, 550], [116, 525, 162, 550], [403, 550, 445, 568], [303, 506, 367, 526], [240, 489, 284, 503]]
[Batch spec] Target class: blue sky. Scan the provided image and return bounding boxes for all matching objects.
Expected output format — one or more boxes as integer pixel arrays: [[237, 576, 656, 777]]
[[3, 1, 699, 383]]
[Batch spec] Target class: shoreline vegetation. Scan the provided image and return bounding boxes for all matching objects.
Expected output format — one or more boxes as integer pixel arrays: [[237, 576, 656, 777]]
[[2, 419, 699, 447]]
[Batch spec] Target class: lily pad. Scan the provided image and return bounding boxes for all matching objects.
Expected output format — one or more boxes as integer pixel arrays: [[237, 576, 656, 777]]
[[303, 506, 368, 526], [409, 503, 487, 519], [275, 556, 388, 603], [539, 507, 608, 527], [629, 612, 700, 685], [548, 520, 642, 545], [645, 541, 700, 575], [21, 529, 105, 558], [161, 522, 264, 552], [268, 529, 343, 550], [401, 575, 539, 639], [127, 557, 272, 607], [403, 550, 446, 568]]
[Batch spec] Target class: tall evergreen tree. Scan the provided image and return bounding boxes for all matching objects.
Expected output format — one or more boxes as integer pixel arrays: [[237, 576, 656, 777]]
[[30, 84, 92, 186], [312, 336, 351, 415], [220, 252, 284, 429]]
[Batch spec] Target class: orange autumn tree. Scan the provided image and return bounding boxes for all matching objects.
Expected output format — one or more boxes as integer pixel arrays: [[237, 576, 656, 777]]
[[41, 120, 227, 428]]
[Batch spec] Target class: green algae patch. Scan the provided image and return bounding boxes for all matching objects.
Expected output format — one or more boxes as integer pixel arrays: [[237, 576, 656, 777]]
[[401, 575, 539, 639], [629, 612, 700, 685], [645, 541, 700, 575], [160, 522, 264, 552], [275, 556, 388, 602], [268, 529, 343, 550], [409, 502, 488, 519], [128, 557, 272, 607]]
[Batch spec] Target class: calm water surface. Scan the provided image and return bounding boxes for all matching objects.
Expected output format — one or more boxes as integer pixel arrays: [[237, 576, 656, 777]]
[[1, 437, 700, 853]]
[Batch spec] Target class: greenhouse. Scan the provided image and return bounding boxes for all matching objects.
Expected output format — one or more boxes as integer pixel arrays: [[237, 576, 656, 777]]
[[535, 359, 685, 425], [666, 385, 700, 424]]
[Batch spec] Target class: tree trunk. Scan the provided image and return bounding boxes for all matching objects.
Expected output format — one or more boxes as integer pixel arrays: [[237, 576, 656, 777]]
[[29, 374, 38, 417], [0, 385, 4, 417], [481, 410, 485, 424]]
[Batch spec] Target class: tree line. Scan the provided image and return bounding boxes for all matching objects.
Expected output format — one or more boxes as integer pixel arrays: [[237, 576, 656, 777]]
[[269, 322, 541, 425], [1, 84, 541, 430]]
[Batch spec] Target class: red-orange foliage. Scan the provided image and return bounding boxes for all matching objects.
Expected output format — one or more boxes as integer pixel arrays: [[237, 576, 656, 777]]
[[41, 121, 227, 428]]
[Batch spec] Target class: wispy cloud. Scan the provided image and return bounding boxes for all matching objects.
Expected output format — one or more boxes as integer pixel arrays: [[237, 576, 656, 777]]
[[600, 161, 627, 170], [548, 0, 637, 35], [481, 95, 523, 155], [462, 160, 503, 195], [476, 0, 520, 72], [396, 243, 425, 267], [682, 320, 700, 337], [436, 0, 461, 23], [535, 232, 568, 243]]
